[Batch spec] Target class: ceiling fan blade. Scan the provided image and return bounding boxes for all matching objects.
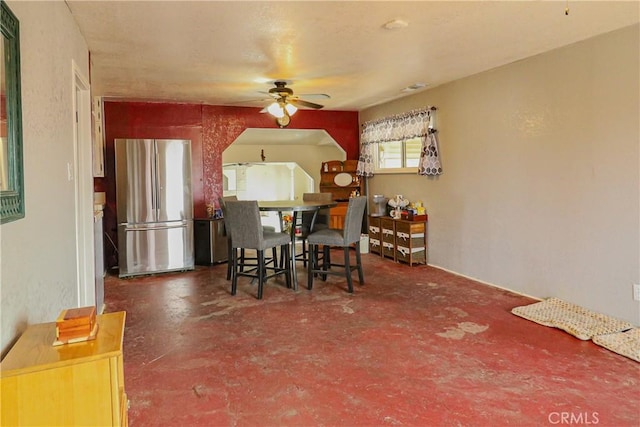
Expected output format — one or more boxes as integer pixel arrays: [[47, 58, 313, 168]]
[[289, 98, 324, 109], [298, 93, 331, 100], [259, 90, 281, 99]]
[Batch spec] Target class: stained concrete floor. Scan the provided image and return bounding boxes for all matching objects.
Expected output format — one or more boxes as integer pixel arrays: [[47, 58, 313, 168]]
[[105, 251, 639, 426]]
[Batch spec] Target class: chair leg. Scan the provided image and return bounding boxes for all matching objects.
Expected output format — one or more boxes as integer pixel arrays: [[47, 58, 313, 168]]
[[355, 241, 364, 285], [226, 238, 232, 280], [269, 246, 278, 269], [344, 246, 353, 293], [302, 239, 308, 267], [231, 248, 238, 296], [321, 245, 329, 281], [270, 246, 278, 274], [257, 250, 265, 300], [307, 244, 315, 290], [283, 244, 292, 289]]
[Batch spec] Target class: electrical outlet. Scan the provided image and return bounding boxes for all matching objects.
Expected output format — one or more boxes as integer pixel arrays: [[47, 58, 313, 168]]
[[633, 284, 640, 302]]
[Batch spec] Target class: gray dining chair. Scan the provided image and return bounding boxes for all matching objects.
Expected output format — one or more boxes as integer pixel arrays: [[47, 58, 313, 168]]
[[301, 192, 332, 231], [219, 196, 277, 280], [296, 192, 333, 266], [224, 200, 292, 299], [306, 196, 367, 293]]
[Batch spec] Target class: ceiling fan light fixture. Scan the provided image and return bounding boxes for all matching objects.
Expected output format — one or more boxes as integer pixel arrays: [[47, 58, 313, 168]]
[[284, 103, 297, 116], [267, 102, 285, 118], [267, 101, 297, 118]]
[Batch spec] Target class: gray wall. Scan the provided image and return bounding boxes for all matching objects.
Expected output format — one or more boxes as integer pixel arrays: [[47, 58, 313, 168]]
[[1, 2, 91, 354], [361, 25, 639, 324]]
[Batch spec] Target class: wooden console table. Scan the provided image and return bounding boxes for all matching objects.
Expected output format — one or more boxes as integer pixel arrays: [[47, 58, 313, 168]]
[[368, 215, 428, 266], [1, 311, 128, 426]]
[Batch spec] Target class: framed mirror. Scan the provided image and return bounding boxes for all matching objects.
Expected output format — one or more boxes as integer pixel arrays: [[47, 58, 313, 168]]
[[1, 1, 24, 224]]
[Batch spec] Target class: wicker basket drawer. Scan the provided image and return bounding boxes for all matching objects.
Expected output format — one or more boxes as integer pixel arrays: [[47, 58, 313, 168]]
[[395, 231, 425, 250], [382, 241, 395, 259], [369, 238, 381, 254], [396, 246, 426, 265]]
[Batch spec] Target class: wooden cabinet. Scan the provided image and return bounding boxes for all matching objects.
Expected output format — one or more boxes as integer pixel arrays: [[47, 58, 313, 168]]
[[319, 160, 364, 229], [1, 311, 128, 426], [328, 203, 348, 229], [368, 215, 428, 266], [92, 96, 106, 177]]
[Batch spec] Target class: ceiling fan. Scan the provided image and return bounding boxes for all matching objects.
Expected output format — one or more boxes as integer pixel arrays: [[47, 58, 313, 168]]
[[263, 81, 329, 127]]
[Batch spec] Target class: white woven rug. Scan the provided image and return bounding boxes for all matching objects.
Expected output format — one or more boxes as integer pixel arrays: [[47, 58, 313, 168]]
[[592, 328, 640, 363], [511, 297, 634, 341]]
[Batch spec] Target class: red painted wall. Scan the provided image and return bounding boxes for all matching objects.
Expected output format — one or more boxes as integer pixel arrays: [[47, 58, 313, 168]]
[[96, 101, 359, 267]]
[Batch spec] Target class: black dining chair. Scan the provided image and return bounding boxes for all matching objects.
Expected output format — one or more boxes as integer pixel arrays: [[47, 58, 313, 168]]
[[224, 200, 292, 299], [219, 196, 277, 280], [306, 196, 367, 293]]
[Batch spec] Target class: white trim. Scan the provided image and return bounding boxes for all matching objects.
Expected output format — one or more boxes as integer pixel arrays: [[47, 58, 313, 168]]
[[372, 167, 416, 175], [427, 263, 544, 302], [72, 60, 95, 307]]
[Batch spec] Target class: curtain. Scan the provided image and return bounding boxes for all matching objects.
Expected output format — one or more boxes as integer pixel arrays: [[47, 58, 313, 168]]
[[357, 106, 441, 177], [417, 130, 442, 176]]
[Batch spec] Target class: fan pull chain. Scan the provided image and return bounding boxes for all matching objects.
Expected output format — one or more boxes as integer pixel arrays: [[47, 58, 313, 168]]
[[565, 0, 570, 15]]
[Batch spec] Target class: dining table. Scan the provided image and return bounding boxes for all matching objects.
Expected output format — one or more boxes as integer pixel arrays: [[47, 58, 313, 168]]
[[258, 199, 337, 290]]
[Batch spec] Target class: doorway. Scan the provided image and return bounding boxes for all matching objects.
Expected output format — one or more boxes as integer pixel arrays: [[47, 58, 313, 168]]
[[72, 61, 95, 308], [223, 128, 346, 194], [223, 162, 314, 231]]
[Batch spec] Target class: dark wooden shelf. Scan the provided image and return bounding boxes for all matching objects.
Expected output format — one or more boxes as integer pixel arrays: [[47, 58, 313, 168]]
[[319, 160, 364, 229]]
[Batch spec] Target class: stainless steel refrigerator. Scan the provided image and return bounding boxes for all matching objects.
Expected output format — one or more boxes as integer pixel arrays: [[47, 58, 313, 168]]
[[115, 139, 194, 277]]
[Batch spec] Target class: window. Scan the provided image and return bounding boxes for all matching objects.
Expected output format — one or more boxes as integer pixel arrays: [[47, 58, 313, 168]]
[[375, 137, 422, 173], [357, 107, 440, 178]]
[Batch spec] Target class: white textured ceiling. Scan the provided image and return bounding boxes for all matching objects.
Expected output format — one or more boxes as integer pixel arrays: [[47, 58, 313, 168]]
[[66, 0, 639, 111]]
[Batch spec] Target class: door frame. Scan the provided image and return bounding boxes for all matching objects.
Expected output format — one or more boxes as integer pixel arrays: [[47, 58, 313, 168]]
[[72, 60, 95, 307]]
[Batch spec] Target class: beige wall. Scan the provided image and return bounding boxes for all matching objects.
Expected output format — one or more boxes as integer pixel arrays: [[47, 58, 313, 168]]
[[1, 2, 91, 353], [361, 25, 639, 324], [223, 143, 346, 192]]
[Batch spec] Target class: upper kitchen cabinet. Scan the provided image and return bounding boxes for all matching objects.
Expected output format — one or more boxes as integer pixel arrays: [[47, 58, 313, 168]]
[[92, 96, 105, 177]]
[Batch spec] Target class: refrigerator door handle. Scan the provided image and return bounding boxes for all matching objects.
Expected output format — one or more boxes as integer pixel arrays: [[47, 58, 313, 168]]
[[152, 140, 159, 213], [124, 224, 188, 232]]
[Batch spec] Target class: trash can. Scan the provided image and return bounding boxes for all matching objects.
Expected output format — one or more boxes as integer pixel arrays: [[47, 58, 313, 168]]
[[360, 234, 369, 253]]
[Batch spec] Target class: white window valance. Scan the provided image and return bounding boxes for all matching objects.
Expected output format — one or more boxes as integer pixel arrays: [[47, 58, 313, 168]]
[[357, 106, 442, 177]]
